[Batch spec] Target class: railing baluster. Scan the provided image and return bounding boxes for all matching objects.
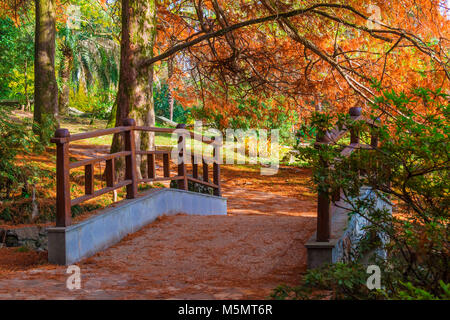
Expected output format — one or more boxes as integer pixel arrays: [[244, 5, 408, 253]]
[[163, 153, 170, 178], [192, 155, 198, 179], [213, 138, 221, 196], [148, 154, 156, 179], [54, 128, 71, 227], [176, 124, 188, 190], [106, 159, 115, 187], [124, 118, 137, 199], [202, 159, 209, 183], [85, 164, 94, 195], [349, 107, 361, 144]]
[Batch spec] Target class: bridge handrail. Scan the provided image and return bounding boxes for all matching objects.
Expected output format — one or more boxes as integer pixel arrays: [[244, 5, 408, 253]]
[[314, 107, 380, 242], [52, 119, 221, 227]]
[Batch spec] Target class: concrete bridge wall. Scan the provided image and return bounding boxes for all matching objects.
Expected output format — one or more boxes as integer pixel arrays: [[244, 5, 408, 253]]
[[305, 187, 391, 269], [48, 188, 227, 265]]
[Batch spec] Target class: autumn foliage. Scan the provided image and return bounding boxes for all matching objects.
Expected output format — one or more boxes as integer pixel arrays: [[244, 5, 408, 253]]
[[155, 0, 448, 128]]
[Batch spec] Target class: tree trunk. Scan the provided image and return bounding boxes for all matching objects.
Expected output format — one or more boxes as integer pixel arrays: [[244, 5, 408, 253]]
[[34, 0, 58, 142], [58, 48, 73, 116], [111, 0, 157, 179], [168, 56, 174, 121], [24, 59, 30, 111]]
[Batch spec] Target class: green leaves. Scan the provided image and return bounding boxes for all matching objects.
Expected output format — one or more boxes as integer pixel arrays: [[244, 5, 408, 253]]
[[294, 86, 449, 299], [0, 107, 44, 200]]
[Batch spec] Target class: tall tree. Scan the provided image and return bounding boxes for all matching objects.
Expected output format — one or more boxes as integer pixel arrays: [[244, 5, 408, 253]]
[[112, 0, 157, 178], [34, 0, 58, 141]]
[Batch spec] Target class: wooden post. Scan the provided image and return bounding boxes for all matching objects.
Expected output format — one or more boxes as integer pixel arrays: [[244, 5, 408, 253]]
[[192, 155, 198, 179], [349, 107, 361, 144], [54, 128, 71, 227], [316, 130, 331, 242], [202, 159, 209, 182], [123, 118, 137, 199], [317, 188, 331, 242], [106, 159, 115, 187], [85, 164, 94, 195], [349, 107, 362, 177], [213, 137, 221, 196], [370, 119, 379, 180], [176, 124, 188, 190], [163, 153, 170, 178], [148, 154, 156, 179]]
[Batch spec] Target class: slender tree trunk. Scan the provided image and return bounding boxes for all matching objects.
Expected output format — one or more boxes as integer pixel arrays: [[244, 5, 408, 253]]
[[24, 59, 30, 111], [34, 0, 58, 142], [168, 56, 174, 121], [58, 48, 73, 116], [111, 0, 157, 179]]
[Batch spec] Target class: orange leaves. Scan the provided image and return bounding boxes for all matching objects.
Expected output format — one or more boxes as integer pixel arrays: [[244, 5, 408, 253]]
[[151, 0, 448, 126], [0, 0, 29, 25]]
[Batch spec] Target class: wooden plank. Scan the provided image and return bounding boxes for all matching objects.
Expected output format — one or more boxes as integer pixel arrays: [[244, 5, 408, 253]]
[[69, 151, 130, 169], [71, 180, 132, 206], [134, 126, 221, 145], [187, 177, 219, 189], [136, 150, 171, 155], [134, 126, 175, 133], [138, 176, 184, 184], [51, 126, 129, 143]]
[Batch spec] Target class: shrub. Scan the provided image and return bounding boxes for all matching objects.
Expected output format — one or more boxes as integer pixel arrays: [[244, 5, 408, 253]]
[[0, 108, 43, 200], [69, 83, 114, 120], [290, 87, 449, 299]]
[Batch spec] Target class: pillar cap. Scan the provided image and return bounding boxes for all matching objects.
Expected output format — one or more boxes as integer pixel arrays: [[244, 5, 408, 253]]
[[123, 118, 136, 126], [55, 128, 70, 138], [349, 107, 362, 117]]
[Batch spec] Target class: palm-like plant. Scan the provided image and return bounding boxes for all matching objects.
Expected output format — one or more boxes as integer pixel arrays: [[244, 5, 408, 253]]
[[57, 1, 119, 115]]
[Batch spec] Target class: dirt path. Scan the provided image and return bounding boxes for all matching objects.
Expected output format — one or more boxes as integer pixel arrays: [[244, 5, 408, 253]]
[[0, 166, 317, 299]]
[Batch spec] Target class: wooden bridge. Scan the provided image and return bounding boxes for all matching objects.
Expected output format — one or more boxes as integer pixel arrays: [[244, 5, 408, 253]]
[[306, 106, 389, 268], [48, 120, 226, 265], [50, 120, 222, 228], [48, 108, 389, 268]]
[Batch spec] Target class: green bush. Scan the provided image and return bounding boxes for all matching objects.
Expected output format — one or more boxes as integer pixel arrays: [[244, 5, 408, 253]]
[[0, 107, 43, 200], [154, 82, 189, 124], [271, 263, 380, 300], [289, 87, 449, 299], [190, 96, 298, 145], [69, 83, 114, 120]]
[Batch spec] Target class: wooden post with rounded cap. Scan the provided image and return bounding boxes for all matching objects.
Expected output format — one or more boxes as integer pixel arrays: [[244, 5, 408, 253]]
[[54, 128, 71, 227]]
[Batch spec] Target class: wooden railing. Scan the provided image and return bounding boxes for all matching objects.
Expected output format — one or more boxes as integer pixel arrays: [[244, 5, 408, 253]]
[[51, 119, 221, 227], [314, 107, 380, 242]]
